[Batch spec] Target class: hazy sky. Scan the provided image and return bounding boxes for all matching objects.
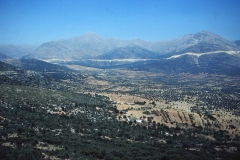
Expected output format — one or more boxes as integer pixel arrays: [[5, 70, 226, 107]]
[[0, 0, 240, 44]]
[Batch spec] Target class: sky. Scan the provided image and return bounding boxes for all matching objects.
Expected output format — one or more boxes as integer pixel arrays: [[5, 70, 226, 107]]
[[0, 0, 240, 44]]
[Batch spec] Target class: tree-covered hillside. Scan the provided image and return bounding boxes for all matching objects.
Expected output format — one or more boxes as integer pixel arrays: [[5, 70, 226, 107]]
[[1, 84, 240, 159]]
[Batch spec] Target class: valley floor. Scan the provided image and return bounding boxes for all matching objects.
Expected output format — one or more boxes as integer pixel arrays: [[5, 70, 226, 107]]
[[70, 65, 240, 137], [1, 64, 240, 159]]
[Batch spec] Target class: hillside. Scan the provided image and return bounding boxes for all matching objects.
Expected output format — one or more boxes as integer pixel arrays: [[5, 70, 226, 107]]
[[0, 61, 18, 71], [19, 58, 71, 72]]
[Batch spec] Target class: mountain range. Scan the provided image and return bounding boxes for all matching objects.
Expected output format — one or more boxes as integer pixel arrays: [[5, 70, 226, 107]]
[[26, 31, 239, 61], [0, 30, 240, 75]]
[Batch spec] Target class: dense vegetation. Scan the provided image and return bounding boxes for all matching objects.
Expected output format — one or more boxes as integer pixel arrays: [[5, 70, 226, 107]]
[[1, 84, 240, 159]]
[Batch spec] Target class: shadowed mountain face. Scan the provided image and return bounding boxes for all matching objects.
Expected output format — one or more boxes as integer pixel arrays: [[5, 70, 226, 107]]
[[0, 60, 17, 71], [235, 40, 240, 48], [23, 31, 238, 61], [19, 58, 71, 72], [96, 45, 159, 60], [128, 51, 240, 75]]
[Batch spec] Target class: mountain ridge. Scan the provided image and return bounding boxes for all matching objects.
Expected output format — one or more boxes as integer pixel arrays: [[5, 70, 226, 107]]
[[23, 30, 239, 61]]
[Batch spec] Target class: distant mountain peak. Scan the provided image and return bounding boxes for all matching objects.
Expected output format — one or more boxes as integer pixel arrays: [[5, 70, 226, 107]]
[[75, 32, 103, 39], [193, 30, 221, 40], [199, 30, 214, 34]]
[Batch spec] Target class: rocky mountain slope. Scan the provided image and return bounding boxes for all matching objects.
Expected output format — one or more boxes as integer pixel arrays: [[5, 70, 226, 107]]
[[23, 31, 239, 61], [172, 31, 238, 55], [24, 32, 135, 61]]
